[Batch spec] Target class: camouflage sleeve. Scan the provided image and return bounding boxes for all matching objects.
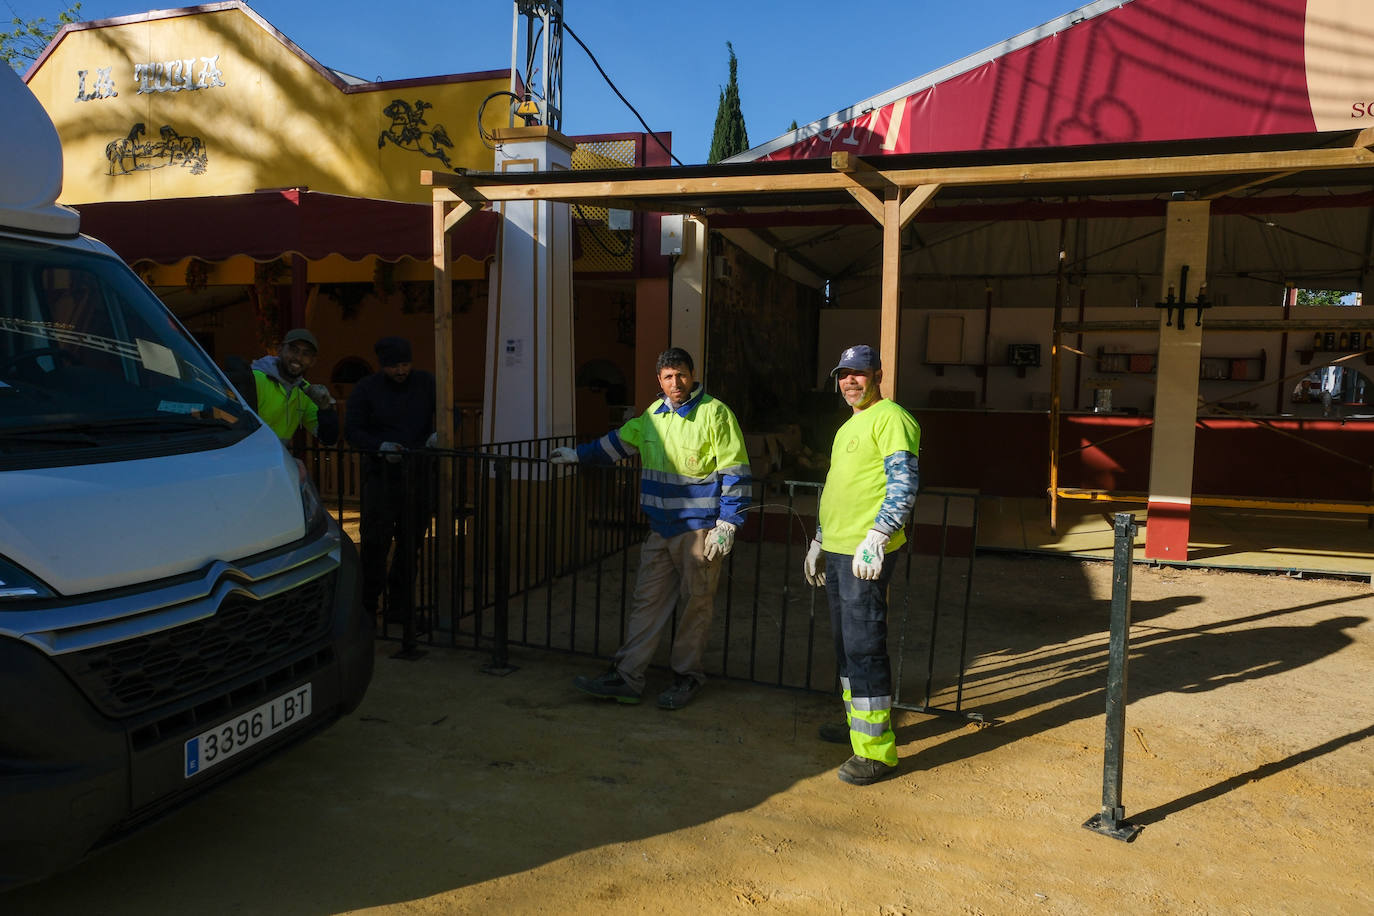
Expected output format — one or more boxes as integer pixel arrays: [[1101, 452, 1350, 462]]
[[873, 450, 919, 536]]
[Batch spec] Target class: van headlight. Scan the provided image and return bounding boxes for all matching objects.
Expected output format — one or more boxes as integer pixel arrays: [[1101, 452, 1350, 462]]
[[0, 555, 54, 601], [301, 475, 327, 533]]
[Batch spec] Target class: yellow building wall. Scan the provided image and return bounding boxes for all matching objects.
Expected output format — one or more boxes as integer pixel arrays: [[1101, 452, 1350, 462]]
[[26, 6, 510, 205]]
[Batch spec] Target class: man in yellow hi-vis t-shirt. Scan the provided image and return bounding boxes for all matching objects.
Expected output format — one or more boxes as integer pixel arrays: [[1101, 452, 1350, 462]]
[[803, 344, 920, 786]]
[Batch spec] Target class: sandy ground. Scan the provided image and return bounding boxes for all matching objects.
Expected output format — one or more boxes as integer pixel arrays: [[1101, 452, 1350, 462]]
[[6, 555, 1373, 915]]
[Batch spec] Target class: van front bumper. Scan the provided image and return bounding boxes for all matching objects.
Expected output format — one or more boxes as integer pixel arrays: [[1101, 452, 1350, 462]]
[[0, 522, 372, 890]]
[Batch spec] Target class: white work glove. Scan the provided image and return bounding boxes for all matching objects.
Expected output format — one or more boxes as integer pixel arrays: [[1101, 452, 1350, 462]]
[[303, 383, 335, 409], [803, 538, 825, 587], [702, 520, 737, 561], [424, 431, 438, 448], [379, 441, 403, 464], [549, 446, 578, 465], [852, 529, 890, 580]]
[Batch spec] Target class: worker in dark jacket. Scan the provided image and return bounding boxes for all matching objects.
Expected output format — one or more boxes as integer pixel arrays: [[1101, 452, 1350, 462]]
[[345, 336, 437, 622]]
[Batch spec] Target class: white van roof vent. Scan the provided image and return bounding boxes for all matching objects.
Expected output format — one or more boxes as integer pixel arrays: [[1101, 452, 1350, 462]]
[[1, 65, 80, 238]]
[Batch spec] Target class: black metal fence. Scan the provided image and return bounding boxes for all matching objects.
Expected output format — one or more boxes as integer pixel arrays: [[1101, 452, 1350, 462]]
[[297, 440, 980, 709]]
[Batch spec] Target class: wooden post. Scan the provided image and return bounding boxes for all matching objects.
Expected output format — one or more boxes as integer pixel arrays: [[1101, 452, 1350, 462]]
[[880, 185, 901, 399], [431, 194, 469, 630]]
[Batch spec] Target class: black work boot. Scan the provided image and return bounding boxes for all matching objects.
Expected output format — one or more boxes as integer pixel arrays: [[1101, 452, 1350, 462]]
[[818, 722, 850, 744], [574, 668, 641, 704], [837, 754, 898, 786]]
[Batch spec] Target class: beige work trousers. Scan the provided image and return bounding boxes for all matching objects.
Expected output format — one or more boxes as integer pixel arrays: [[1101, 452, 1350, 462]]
[[613, 527, 723, 692]]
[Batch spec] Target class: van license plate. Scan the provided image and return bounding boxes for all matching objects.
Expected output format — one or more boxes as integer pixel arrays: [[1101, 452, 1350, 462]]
[[184, 684, 312, 779]]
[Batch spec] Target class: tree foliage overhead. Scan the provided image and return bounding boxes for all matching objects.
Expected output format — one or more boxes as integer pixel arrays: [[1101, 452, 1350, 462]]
[[1296, 288, 1351, 306], [3, 3, 81, 72], [708, 41, 749, 164]]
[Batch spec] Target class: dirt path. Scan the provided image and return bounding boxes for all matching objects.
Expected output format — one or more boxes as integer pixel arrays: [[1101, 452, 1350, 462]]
[[6, 557, 1373, 914]]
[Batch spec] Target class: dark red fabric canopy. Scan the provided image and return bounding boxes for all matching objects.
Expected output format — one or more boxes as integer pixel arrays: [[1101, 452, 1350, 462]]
[[74, 188, 498, 265]]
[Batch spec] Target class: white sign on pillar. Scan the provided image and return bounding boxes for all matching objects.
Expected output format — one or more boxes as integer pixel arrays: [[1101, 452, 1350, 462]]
[[483, 127, 577, 448]]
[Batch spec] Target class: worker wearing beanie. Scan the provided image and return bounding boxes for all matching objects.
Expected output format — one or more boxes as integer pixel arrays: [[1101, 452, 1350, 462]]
[[345, 336, 437, 622]]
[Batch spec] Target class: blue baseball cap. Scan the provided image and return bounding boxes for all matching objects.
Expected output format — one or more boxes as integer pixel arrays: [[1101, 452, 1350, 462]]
[[830, 344, 881, 376]]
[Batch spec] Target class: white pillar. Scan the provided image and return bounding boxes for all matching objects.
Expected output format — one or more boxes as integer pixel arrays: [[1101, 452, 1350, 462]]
[[483, 126, 577, 445], [671, 216, 709, 361]]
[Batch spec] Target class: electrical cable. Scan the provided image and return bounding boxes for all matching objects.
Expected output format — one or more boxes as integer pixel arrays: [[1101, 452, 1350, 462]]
[[476, 90, 522, 150], [562, 21, 683, 166], [573, 203, 634, 258]]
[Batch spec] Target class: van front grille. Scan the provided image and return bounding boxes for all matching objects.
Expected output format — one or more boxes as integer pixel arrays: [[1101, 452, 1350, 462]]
[[59, 573, 336, 718]]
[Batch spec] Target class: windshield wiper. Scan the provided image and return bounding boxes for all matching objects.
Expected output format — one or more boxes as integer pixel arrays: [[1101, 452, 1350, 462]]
[[0, 425, 101, 447], [1, 415, 240, 443], [81, 414, 240, 432]]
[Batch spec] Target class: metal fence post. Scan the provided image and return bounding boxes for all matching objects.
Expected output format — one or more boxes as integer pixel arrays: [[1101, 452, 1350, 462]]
[[1083, 511, 1141, 841], [483, 456, 517, 675]]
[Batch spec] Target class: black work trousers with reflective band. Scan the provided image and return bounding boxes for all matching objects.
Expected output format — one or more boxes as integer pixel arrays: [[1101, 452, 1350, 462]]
[[824, 547, 900, 765], [359, 454, 433, 619]]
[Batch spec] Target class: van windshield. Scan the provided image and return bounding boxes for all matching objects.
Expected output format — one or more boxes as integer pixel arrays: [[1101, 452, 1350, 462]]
[[0, 237, 255, 452]]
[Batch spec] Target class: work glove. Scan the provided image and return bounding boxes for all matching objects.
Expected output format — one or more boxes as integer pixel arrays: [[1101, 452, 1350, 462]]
[[424, 431, 439, 448], [702, 520, 737, 562], [379, 441, 403, 464], [803, 538, 825, 587], [549, 446, 578, 465], [852, 529, 890, 580], [303, 383, 335, 409]]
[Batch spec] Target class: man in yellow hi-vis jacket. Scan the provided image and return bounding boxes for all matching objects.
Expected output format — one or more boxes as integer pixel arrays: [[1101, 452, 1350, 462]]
[[552, 348, 751, 710], [804, 344, 920, 786]]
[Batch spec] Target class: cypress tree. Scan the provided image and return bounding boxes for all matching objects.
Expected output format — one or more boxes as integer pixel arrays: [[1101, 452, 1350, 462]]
[[708, 42, 749, 163]]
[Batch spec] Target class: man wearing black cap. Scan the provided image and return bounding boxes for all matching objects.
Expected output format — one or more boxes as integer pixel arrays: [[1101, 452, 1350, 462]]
[[345, 336, 438, 622], [240, 328, 339, 444], [803, 344, 920, 786]]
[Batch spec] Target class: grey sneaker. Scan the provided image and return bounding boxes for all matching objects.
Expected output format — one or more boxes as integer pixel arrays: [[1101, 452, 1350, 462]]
[[818, 722, 850, 745], [656, 674, 702, 710], [574, 669, 641, 704], [837, 754, 898, 786]]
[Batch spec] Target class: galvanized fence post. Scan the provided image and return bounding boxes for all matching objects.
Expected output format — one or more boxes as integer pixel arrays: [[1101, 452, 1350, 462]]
[[1083, 511, 1142, 841], [483, 455, 517, 675]]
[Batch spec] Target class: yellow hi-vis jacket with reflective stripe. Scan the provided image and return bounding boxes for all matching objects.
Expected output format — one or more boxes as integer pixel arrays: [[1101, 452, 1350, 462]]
[[574, 385, 751, 538]]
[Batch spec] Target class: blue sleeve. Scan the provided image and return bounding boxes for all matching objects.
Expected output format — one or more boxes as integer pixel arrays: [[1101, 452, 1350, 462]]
[[575, 425, 641, 465], [873, 450, 918, 536]]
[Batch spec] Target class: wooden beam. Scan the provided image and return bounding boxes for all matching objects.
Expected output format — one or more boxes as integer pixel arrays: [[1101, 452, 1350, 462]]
[[442, 199, 475, 235], [1354, 126, 1374, 149], [898, 182, 941, 228], [453, 144, 1374, 204], [1198, 171, 1296, 200], [843, 180, 885, 224], [831, 151, 873, 173]]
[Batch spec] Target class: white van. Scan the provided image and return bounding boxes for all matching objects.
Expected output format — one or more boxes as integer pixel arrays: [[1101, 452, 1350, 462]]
[[0, 66, 373, 888]]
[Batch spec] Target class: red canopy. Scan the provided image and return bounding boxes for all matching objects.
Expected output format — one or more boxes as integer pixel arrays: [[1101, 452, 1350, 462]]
[[753, 0, 1333, 161], [74, 188, 498, 265]]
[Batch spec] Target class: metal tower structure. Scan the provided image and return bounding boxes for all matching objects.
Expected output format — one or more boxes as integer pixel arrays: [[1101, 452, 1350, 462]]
[[511, 1, 564, 131]]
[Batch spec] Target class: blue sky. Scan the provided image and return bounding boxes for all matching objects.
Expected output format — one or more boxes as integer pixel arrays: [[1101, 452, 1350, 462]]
[[11, 0, 1087, 163]]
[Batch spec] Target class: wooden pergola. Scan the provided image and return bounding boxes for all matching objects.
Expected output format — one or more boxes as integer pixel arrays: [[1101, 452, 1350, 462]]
[[417, 130, 1374, 613]]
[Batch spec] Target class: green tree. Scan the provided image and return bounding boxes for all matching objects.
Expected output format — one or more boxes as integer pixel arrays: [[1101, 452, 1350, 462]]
[[787, 119, 799, 132], [708, 42, 749, 164], [3, 3, 81, 72], [1296, 288, 1349, 306]]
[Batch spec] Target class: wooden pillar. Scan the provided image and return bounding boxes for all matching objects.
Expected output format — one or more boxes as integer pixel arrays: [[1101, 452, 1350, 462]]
[[430, 193, 472, 629], [432, 195, 455, 629], [880, 186, 901, 399], [1144, 200, 1210, 562]]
